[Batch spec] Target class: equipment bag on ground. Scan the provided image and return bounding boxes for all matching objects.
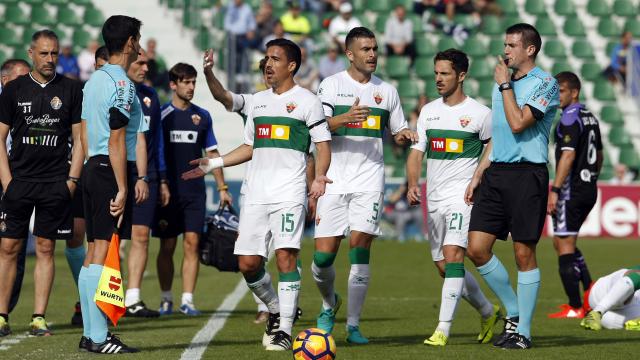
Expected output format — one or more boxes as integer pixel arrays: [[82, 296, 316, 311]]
[[200, 205, 240, 272]]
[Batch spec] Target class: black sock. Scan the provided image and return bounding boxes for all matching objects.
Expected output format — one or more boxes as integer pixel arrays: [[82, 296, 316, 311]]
[[574, 248, 593, 290], [0, 313, 7, 322], [559, 254, 582, 308], [32, 313, 45, 319]]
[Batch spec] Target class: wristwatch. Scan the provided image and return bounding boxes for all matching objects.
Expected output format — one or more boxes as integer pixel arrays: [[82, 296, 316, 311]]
[[137, 175, 149, 183], [498, 82, 512, 92]]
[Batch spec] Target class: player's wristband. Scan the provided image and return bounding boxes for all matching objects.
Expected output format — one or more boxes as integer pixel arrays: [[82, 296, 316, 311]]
[[498, 82, 512, 92], [137, 175, 149, 183], [160, 179, 169, 185], [199, 157, 224, 173], [67, 176, 79, 184], [550, 186, 561, 194], [217, 184, 229, 191]]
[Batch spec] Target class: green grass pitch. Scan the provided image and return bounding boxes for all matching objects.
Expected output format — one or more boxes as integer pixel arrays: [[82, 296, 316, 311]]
[[4, 237, 639, 359]]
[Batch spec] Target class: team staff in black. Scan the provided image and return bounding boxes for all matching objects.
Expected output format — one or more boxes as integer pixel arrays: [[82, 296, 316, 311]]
[[547, 71, 603, 319], [0, 30, 84, 337]]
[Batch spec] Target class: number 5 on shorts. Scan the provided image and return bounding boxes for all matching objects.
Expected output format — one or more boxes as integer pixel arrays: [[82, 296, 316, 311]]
[[281, 213, 294, 233]]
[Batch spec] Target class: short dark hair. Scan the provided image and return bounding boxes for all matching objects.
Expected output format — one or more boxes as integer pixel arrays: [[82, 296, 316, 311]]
[[95, 45, 109, 63], [1, 59, 30, 75], [169, 62, 197, 83], [555, 71, 581, 92], [259, 57, 267, 74], [31, 29, 58, 47], [345, 26, 375, 50], [102, 15, 142, 54], [434, 49, 469, 75], [265, 38, 302, 75], [506, 23, 542, 58]]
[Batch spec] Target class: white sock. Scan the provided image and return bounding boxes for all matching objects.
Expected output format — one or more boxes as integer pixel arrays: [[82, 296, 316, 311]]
[[161, 291, 173, 302], [595, 277, 635, 313], [278, 280, 301, 336], [438, 277, 464, 336], [347, 264, 370, 327], [436, 321, 452, 336], [253, 293, 269, 312], [462, 271, 494, 318], [247, 272, 280, 314], [311, 262, 336, 310], [181, 292, 194, 305], [124, 288, 140, 307]]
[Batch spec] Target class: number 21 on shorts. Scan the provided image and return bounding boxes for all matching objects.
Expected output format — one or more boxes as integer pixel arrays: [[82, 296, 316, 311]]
[[448, 212, 463, 232]]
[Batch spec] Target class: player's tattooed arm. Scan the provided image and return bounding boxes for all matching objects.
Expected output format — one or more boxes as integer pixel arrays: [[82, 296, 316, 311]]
[[203, 49, 234, 111], [327, 97, 370, 131]]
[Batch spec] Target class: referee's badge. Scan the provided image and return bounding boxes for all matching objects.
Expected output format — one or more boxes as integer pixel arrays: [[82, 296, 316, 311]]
[[459, 115, 471, 128], [143, 96, 151, 108], [50, 96, 62, 110], [373, 91, 382, 105], [192, 114, 201, 126]]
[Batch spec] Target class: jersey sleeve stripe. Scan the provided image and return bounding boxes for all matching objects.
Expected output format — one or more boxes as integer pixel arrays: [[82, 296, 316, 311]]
[[307, 119, 327, 130]]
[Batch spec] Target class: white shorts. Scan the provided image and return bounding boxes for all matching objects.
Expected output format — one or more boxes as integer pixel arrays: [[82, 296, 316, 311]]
[[427, 202, 471, 261], [314, 192, 383, 238], [589, 273, 640, 329], [235, 202, 305, 257]]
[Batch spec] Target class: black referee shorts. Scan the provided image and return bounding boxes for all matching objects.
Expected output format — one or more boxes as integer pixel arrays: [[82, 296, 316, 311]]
[[82, 156, 135, 242], [552, 183, 597, 236], [0, 179, 72, 240], [469, 162, 549, 243]]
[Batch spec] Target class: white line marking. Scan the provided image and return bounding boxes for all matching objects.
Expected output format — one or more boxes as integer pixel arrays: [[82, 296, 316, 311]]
[[179, 279, 249, 360], [0, 333, 27, 351], [0, 345, 9, 351], [0, 339, 20, 344]]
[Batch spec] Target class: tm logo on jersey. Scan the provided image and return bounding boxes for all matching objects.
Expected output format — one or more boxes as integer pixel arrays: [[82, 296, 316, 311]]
[[170, 130, 198, 143], [257, 124, 290, 140], [431, 138, 463, 153], [346, 115, 381, 130]]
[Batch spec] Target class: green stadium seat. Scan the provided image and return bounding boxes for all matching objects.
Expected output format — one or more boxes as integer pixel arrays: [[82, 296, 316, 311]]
[[5, 4, 30, 25], [599, 164, 614, 181], [618, 147, 640, 168], [302, 12, 321, 33], [477, 80, 496, 98], [552, 61, 572, 75], [554, 0, 576, 16], [581, 61, 602, 81], [415, 35, 435, 57], [525, 0, 546, 15], [606, 41, 618, 56], [535, 17, 556, 36], [72, 29, 92, 49], [366, 0, 390, 13], [83, 8, 105, 27], [489, 37, 504, 56], [597, 18, 621, 38], [0, 49, 6, 65], [398, 79, 420, 98], [401, 97, 417, 117], [407, 13, 422, 34], [543, 39, 566, 59], [167, 0, 184, 8], [563, 18, 586, 37], [385, 56, 411, 79], [624, 19, 640, 37], [194, 27, 211, 51], [481, 15, 503, 36], [437, 37, 458, 52], [57, 6, 82, 26], [608, 126, 631, 147], [613, 0, 635, 16], [21, 27, 39, 45], [464, 81, 478, 98], [462, 36, 487, 57], [453, 14, 476, 29], [212, 8, 224, 28], [31, 7, 56, 26], [271, 0, 288, 12], [392, 165, 406, 178], [600, 105, 624, 125], [183, 9, 201, 29], [48, 0, 68, 4], [497, 0, 518, 16], [0, 27, 21, 47], [572, 39, 595, 59], [71, 0, 94, 5], [593, 79, 616, 101], [587, 0, 611, 16], [375, 14, 388, 34], [414, 56, 435, 80], [469, 57, 493, 79]]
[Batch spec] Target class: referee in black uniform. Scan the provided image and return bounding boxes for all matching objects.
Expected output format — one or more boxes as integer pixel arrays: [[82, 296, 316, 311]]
[[0, 30, 84, 337]]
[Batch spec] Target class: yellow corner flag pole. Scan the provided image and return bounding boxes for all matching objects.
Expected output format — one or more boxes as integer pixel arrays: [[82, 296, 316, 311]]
[[94, 216, 126, 326]]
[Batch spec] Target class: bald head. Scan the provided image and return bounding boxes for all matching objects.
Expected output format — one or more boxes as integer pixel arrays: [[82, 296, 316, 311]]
[[1, 59, 31, 87]]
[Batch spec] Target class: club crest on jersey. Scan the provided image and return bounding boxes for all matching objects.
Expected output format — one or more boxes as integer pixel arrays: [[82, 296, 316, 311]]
[[459, 115, 471, 128], [286, 102, 297, 113], [373, 91, 383, 105], [143, 96, 151, 108], [50, 96, 62, 110], [192, 114, 201, 125]]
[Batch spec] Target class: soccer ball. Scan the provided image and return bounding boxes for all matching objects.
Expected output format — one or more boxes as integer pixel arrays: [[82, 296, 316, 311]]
[[292, 328, 336, 360]]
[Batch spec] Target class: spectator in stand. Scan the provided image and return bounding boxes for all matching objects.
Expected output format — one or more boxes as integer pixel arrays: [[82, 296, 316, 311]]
[[318, 44, 345, 81], [385, 5, 416, 62], [328, 2, 361, 50], [224, 0, 256, 90], [57, 40, 80, 80], [475, 0, 502, 15], [324, 0, 343, 11], [254, 1, 277, 47], [604, 31, 633, 86], [610, 164, 634, 185], [294, 47, 319, 92], [77, 40, 99, 82], [146, 38, 169, 90], [261, 20, 288, 52], [413, 0, 443, 16], [281, 1, 311, 40]]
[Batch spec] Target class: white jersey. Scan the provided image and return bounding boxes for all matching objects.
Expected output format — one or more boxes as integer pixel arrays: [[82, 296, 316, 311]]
[[411, 96, 492, 206], [318, 71, 407, 194], [231, 92, 252, 196], [244, 85, 331, 205], [590, 269, 634, 310]]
